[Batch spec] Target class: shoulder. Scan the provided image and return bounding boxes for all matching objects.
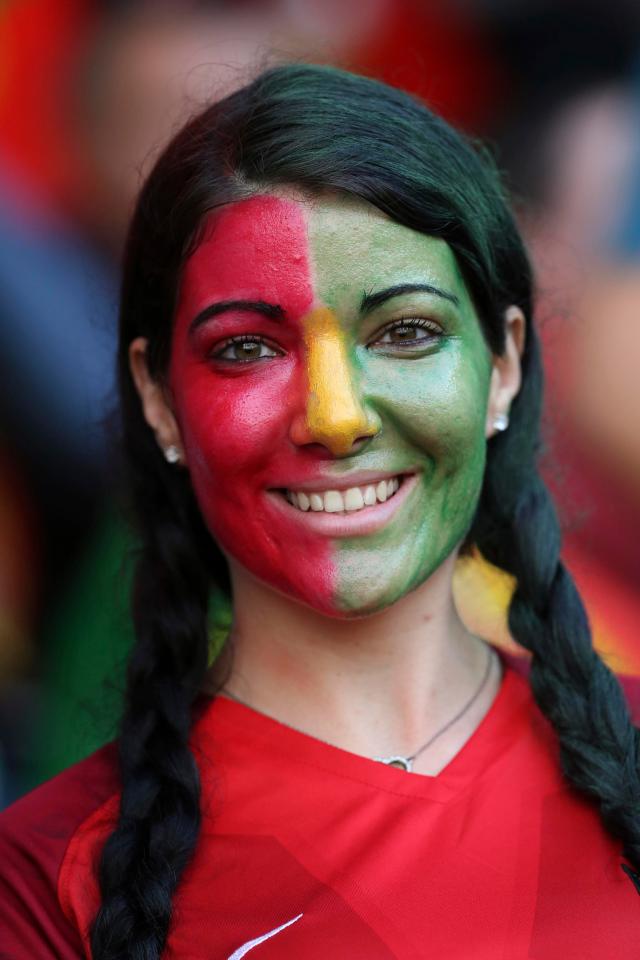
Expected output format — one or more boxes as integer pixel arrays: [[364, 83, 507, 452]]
[[0, 742, 119, 959], [500, 648, 640, 723]]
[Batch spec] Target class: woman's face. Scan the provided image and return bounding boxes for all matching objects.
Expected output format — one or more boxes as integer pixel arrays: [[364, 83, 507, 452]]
[[166, 193, 497, 617]]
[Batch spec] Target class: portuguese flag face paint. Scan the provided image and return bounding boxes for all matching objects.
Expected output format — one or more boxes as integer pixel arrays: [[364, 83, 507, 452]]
[[170, 193, 493, 616]]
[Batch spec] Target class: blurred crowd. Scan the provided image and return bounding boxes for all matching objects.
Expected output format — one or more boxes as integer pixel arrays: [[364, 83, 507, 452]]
[[0, 0, 639, 805]]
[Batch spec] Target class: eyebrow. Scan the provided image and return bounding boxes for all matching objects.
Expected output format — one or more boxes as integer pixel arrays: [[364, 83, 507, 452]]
[[189, 299, 284, 333], [360, 283, 460, 313]]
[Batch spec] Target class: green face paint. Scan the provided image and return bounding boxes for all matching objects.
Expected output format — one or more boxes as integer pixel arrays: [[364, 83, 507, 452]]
[[306, 195, 493, 614]]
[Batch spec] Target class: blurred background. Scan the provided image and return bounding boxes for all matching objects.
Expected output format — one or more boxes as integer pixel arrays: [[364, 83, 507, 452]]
[[1, 0, 639, 806]]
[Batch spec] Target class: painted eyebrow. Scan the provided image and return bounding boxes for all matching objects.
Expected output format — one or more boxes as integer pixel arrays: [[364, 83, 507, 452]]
[[189, 299, 284, 334], [360, 283, 460, 313]]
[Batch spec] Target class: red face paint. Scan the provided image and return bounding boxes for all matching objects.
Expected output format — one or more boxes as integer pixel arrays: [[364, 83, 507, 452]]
[[169, 195, 335, 611]]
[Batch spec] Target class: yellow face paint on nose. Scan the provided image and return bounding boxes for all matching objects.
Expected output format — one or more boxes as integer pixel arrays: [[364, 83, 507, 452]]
[[302, 306, 377, 455]]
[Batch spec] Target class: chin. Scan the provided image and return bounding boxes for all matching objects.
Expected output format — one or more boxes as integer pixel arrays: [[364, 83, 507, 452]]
[[292, 571, 423, 621], [332, 580, 419, 618], [256, 571, 399, 621]]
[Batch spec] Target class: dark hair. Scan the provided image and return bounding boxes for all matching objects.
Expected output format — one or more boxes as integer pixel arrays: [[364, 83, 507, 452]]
[[91, 63, 640, 959]]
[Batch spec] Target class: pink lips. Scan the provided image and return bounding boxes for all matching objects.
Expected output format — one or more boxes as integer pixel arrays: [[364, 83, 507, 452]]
[[266, 472, 419, 537]]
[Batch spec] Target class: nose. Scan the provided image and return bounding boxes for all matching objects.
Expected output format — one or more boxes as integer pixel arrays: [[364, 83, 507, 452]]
[[289, 306, 380, 456]]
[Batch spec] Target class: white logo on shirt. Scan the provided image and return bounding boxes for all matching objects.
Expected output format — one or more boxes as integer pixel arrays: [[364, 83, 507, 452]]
[[227, 913, 304, 958]]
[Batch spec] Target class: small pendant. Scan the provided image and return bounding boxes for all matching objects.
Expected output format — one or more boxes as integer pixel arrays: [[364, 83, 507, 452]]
[[374, 755, 413, 772]]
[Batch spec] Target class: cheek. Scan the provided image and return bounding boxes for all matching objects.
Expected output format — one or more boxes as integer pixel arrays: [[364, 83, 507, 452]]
[[169, 350, 337, 612], [369, 354, 489, 463], [172, 355, 302, 494]]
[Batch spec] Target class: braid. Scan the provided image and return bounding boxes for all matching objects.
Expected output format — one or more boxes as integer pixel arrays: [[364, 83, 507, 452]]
[[90, 440, 219, 959], [473, 331, 640, 878]]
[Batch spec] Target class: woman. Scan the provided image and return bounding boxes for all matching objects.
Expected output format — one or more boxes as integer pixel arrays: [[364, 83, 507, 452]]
[[1, 64, 639, 959]]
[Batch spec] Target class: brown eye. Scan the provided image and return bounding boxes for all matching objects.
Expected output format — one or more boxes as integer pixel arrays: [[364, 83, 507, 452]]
[[370, 317, 442, 351], [232, 340, 262, 360], [387, 325, 430, 343], [214, 337, 279, 363]]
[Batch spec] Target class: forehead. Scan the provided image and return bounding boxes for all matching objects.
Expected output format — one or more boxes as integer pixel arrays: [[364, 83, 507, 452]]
[[177, 192, 470, 317], [306, 194, 468, 311]]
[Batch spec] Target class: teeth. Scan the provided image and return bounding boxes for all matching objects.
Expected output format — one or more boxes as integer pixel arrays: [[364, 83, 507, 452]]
[[363, 485, 377, 506], [344, 487, 364, 511], [285, 476, 404, 514], [323, 491, 344, 513]]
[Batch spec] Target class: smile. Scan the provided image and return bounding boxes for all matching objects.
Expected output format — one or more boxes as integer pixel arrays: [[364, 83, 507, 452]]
[[267, 472, 418, 538], [285, 476, 401, 513]]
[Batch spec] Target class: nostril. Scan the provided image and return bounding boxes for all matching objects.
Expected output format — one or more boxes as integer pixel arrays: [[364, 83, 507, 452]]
[[346, 433, 374, 454], [320, 413, 380, 457]]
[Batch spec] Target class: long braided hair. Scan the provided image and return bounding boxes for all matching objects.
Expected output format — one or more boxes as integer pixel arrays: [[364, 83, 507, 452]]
[[91, 64, 640, 959]]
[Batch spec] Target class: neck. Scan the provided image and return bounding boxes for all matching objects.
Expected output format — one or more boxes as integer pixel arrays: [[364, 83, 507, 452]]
[[206, 553, 501, 772]]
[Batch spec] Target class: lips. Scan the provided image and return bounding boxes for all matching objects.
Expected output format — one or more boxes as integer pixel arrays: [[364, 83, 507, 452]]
[[266, 471, 419, 539]]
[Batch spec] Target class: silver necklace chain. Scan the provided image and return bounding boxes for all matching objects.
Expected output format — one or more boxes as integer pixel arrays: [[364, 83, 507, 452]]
[[220, 644, 497, 774], [374, 645, 496, 771]]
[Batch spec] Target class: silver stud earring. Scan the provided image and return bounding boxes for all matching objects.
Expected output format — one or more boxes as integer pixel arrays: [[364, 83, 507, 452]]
[[164, 444, 181, 464], [492, 413, 509, 432]]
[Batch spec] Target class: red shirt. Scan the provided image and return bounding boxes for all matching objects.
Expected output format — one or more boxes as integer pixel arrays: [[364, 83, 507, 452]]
[[1, 652, 639, 958]]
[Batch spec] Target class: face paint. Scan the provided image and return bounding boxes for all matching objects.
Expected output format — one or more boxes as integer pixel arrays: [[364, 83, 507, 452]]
[[302, 305, 378, 456], [169, 193, 493, 617], [169, 195, 334, 610]]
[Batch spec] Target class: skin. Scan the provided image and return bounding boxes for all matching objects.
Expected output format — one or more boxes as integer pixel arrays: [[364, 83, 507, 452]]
[[131, 191, 524, 772]]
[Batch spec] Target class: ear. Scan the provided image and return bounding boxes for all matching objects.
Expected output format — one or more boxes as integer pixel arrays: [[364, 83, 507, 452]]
[[485, 306, 526, 438], [129, 337, 185, 464]]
